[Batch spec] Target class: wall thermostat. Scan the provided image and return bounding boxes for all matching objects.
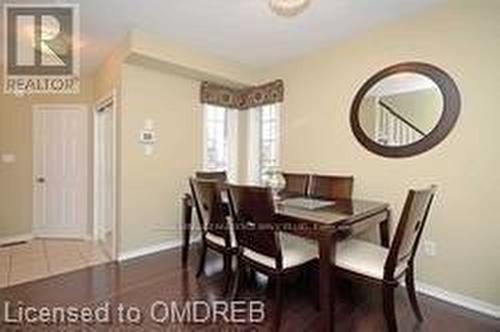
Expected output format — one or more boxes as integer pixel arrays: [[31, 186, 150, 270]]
[[140, 118, 156, 156], [140, 130, 156, 144]]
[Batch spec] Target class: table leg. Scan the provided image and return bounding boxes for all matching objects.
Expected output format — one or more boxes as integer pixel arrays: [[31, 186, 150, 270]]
[[319, 231, 336, 332], [379, 210, 390, 248], [182, 195, 193, 268]]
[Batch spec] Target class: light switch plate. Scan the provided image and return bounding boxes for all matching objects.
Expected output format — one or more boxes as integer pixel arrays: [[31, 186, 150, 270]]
[[1, 153, 16, 163], [144, 145, 154, 156], [423, 240, 437, 257]]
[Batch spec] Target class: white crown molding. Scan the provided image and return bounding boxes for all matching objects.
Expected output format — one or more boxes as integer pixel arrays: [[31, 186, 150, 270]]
[[416, 281, 500, 319], [0, 233, 34, 247]]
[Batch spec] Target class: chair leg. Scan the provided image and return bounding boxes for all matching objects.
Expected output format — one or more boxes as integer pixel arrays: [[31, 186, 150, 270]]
[[382, 284, 397, 332], [222, 252, 232, 295], [273, 275, 283, 332], [230, 258, 243, 300], [247, 268, 257, 288], [405, 266, 423, 322], [196, 241, 207, 278]]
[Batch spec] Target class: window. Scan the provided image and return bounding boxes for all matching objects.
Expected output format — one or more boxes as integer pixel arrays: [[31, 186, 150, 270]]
[[248, 104, 281, 184], [202, 103, 279, 184], [202, 104, 237, 179]]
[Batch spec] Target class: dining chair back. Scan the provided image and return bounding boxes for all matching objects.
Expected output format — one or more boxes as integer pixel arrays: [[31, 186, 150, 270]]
[[309, 175, 354, 200], [334, 185, 437, 332], [228, 185, 282, 266], [228, 184, 319, 332], [281, 173, 310, 197], [195, 171, 228, 182], [189, 178, 229, 242], [190, 178, 236, 286], [385, 185, 437, 279]]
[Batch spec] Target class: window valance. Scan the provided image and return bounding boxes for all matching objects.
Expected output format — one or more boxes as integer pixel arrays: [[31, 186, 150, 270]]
[[200, 80, 284, 110]]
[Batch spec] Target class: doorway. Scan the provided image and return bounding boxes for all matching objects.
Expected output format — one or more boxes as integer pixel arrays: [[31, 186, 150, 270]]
[[33, 104, 89, 239], [19, 104, 112, 286], [94, 93, 117, 260]]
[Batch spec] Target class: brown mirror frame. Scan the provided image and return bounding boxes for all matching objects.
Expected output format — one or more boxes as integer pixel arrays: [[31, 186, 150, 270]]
[[350, 62, 461, 158]]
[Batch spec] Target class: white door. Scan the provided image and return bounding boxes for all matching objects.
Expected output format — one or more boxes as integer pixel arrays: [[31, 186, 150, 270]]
[[33, 105, 88, 238]]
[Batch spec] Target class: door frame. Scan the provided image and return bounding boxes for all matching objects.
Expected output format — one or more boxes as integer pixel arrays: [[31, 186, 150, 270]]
[[32, 104, 89, 239], [93, 90, 118, 260]]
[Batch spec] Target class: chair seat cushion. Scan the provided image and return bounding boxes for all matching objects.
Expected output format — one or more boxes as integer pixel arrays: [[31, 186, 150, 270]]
[[243, 233, 318, 270], [206, 219, 237, 248], [335, 239, 405, 280]]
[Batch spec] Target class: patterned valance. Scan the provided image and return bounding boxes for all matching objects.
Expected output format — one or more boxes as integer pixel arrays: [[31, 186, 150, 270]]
[[200, 82, 242, 109], [200, 80, 284, 110]]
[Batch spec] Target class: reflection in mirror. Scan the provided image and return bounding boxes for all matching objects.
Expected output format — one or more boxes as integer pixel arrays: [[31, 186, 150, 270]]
[[358, 73, 443, 147]]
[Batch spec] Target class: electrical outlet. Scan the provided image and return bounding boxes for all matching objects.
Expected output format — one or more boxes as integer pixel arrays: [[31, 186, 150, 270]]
[[423, 240, 437, 257]]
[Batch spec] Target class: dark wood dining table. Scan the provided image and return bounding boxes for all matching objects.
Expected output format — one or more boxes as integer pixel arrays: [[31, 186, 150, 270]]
[[181, 193, 391, 332]]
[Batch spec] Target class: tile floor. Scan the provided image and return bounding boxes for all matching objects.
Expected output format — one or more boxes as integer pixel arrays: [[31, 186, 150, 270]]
[[0, 239, 110, 288]]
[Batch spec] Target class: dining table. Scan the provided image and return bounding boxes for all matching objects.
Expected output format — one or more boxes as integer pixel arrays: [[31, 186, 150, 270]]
[[181, 192, 391, 332]]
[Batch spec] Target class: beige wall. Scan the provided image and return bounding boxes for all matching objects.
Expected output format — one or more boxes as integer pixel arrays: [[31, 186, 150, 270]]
[[256, 0, 500, 305], [115, 30, 259, 253], [119, 63, 202, 253], [0, 77, 95, 239], [94, 41, 127, 101]]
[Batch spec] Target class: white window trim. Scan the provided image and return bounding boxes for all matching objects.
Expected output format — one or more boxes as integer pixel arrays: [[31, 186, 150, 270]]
[[247, 108, 261, 184], [227, 109, 239, 182], [201, 104, 238, 182], [247, 104, 281, 184]]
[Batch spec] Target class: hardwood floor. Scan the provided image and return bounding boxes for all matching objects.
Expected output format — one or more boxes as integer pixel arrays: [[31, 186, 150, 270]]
[[0, 245, 498, 331]]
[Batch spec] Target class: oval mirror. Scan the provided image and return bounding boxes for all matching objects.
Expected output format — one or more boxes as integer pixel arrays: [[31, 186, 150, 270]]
[[350, 62, 461, 158]]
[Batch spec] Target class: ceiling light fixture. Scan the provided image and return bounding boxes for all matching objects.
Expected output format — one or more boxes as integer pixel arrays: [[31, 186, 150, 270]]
[[269, 0, 311, 17]]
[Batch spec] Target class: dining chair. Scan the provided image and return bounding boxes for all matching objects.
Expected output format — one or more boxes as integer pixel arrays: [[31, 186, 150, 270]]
[[334, 186, 437, 332], [309, 174, 354, 200], [280, 173, 310, 198], [195, 171, 228, 182], [228, 184, 319, 331], [189, 178, 237, 293]]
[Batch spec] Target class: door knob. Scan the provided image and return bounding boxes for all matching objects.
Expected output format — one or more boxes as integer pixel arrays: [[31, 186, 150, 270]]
[[36, 177, 46, 183]]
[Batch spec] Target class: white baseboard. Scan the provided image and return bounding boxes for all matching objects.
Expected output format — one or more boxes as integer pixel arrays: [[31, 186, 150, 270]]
[[416, 281, 500, 319], [34, 231, 91, 240], [118, 235, 201, 262], [0, 233, 34, 246]]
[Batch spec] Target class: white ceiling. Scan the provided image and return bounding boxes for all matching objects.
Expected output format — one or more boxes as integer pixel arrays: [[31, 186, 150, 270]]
[[0, 0, 444, 74]]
